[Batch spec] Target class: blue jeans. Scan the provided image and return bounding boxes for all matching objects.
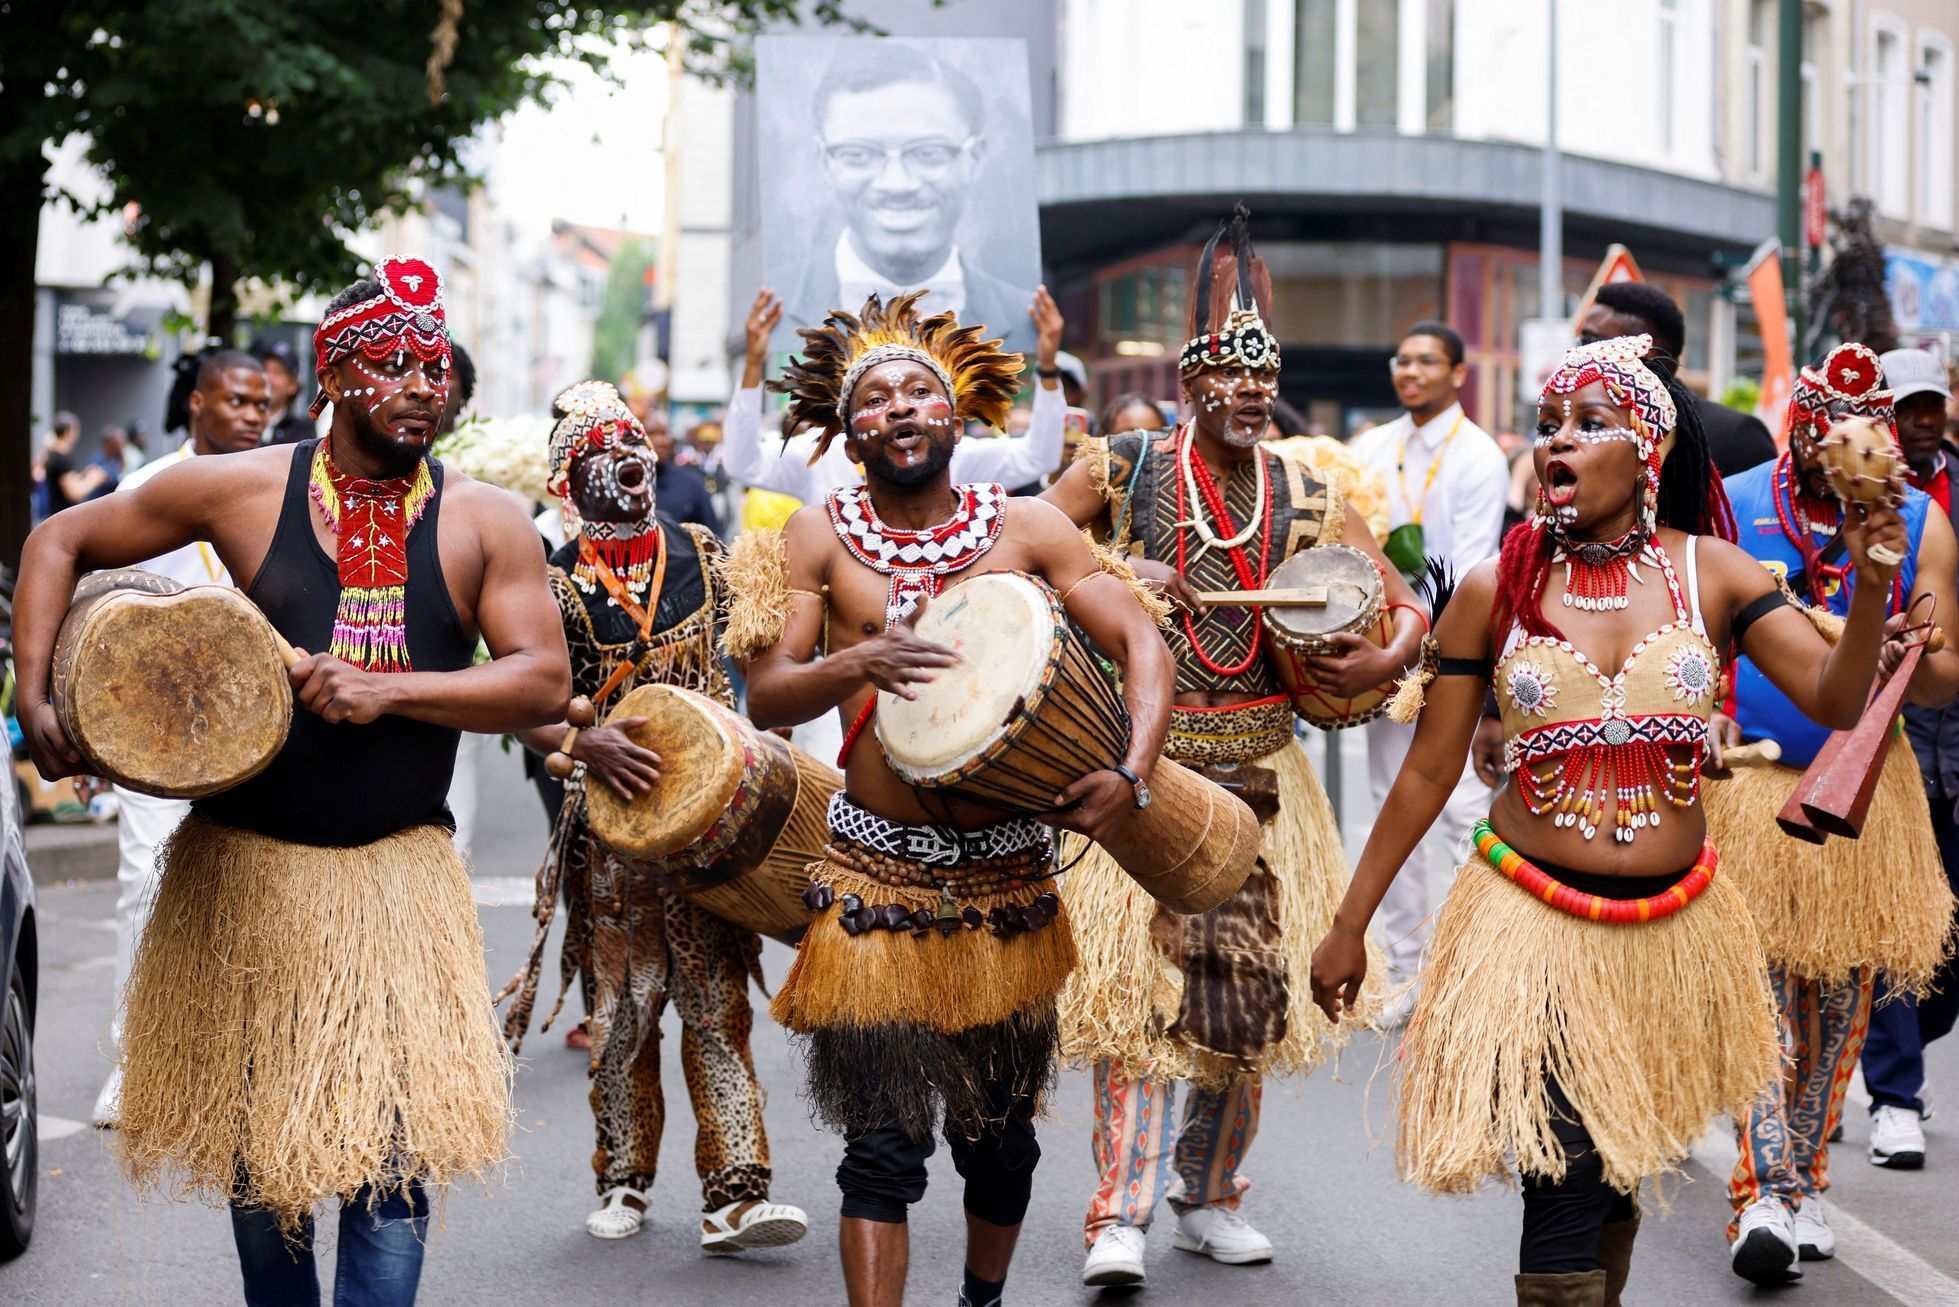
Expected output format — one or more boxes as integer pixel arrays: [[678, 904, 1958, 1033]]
[[1863, 782, 1959, 1115], [230, 1181, 430, 1307]]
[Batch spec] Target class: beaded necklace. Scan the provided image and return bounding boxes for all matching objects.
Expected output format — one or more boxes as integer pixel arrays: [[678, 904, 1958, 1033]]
[[308, 441, 436, 672], [1173, 430, 1274, 677], [828, 482, 1007, 629], [571, 523, 661, 604], [1771, 450, 1852, 605], [1551, 529, 1654, 611]]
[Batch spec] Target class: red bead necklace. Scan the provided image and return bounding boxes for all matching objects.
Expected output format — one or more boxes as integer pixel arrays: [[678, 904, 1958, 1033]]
[[1174, 438, 1274, 677]]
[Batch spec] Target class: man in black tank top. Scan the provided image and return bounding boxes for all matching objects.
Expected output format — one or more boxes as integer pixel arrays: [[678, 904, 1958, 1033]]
[[498, 380, 810, 1252], [14, 258, 569, 1306]]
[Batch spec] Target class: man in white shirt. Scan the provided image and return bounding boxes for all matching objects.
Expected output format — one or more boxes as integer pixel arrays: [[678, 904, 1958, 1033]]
[[723, 284, 1066, 504], [1349, 320, 1510, 1020], [93, 348, 269, 1125]]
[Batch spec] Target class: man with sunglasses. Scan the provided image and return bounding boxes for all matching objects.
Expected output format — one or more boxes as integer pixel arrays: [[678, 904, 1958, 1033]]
[[791, 43, 1036, 356]]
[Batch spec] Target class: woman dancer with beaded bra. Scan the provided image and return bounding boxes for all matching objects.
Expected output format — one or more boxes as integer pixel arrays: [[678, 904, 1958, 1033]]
[[1310, 334, 1905, 1307]]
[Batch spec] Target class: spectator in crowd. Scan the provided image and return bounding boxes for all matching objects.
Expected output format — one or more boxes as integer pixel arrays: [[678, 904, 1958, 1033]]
[[90, 426, 130, 498], [645, 406, 722, 534], [1579, 282, 1775, 478], [252, 338, 315, 445], [42, 411, 110, 514]]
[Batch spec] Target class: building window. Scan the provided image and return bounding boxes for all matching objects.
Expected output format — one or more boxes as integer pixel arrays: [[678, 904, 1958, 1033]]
[[1355, 0, 1401, 127], [1919, 36, 1955, 230], [1658, 0, 1678, 154], [1872, 16, 1911, 217], [1746, 0, 1769, 178], [1294, 0, 1337, 125], [1245, 0, 1269, 126], [1425, 0, 1454, 131]]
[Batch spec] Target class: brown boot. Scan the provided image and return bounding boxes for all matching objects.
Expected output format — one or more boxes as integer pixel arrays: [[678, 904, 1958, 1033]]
[[1514, 1269, 1607, 1306], [1597, 1210, 1640, 1306]]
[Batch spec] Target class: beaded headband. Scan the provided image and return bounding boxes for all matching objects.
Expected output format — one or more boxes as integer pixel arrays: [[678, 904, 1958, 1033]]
[[1789, 342, 1895, 443], [310, 256, 451, 419], [1541, 334, 1676, 464], [837, 345, 957, 428], [1178, 308, 1282, 380], [547, 379, 645, 502]]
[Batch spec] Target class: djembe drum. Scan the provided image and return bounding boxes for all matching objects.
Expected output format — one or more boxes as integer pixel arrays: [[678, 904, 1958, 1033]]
[[50, 569, 293, 799], [1261, 544, 1397, 729], [585, 683, 841, 945], [874, 571, 1258, 915]]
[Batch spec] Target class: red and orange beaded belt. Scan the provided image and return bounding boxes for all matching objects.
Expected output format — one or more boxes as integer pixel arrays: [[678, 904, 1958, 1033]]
[[1472, 819, 1716, 924]]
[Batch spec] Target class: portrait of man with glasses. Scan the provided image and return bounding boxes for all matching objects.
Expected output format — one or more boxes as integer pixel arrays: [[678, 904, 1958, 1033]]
[[758, 37, 1040, 357]]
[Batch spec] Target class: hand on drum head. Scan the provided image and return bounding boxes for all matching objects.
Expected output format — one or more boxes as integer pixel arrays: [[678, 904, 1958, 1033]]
[[24, 701, 84, 781], [572, 719, 662, 800], [852, 612, 960, 701], [1307, 924, 1369, 1023], [288, 649, 390, 725], [1298, 631, 1404, 698], [1048, 769, 1136, 843], [1126, 558, 1206, 614]]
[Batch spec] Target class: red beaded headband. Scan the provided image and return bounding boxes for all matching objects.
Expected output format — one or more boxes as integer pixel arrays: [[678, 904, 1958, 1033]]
[[309, 256, 451, 418]]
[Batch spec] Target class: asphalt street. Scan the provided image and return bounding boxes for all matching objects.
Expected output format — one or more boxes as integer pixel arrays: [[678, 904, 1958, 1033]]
[[6, 736, 1959, 1306]]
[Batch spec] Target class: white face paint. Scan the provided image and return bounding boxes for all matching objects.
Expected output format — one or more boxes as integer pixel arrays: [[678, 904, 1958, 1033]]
[[344, 346, 450, 442]]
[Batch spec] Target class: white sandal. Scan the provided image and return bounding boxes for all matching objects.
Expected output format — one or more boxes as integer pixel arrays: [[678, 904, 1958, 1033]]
[[587, 1186, 652, 1240], [700, 1199, 809, 1254]]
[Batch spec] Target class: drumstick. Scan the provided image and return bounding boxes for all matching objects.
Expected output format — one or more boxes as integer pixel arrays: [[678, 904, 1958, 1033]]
[[272, 631, 302, 670], [1707, 739, 1782, 771], [1191, 587, 1333, 606]]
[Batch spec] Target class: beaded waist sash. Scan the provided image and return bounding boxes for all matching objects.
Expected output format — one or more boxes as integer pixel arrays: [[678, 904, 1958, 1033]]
[[1166, 695, 1295, 765], [1472, 819, 1716, 924], [824, 792, 1052, 870]]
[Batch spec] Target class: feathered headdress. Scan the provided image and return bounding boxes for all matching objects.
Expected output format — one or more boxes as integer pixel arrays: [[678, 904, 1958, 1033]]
[[1179, 204, 1280, 379], [772, 291, 1023, 463], [1789, 342, 1895, 445]]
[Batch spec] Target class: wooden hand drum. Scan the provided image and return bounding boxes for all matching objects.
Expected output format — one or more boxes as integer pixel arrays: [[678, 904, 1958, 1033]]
[[585, 683, 841, 944], [50, 569, 293, 799], [876, 571, 1257, 914], [1261, 544, 1396, 729]]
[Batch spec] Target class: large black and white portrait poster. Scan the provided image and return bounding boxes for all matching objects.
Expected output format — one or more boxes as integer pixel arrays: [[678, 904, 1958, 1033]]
[[756, 34, 1042, 359]]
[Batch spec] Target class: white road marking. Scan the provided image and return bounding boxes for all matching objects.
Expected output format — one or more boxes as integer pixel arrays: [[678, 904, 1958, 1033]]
[[1690, 1125, 1959, 1306], [471, 876, 536, 908], [37, 1113, 88, 1142]]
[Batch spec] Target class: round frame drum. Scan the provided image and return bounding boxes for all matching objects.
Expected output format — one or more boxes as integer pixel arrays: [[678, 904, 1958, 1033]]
[[1261, 545, 1395, 729], [876, 572, 1257, 914], [586, 683, 840, 944], [51, 569, 292, 799]]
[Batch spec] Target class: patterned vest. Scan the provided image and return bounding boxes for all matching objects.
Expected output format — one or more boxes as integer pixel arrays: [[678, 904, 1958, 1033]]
[[1095, 428, 1342, 696]]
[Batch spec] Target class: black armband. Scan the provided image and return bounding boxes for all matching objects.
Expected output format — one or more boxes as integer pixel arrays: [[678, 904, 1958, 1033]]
[[1436, 657, 1493, 678], [1731, 589, 1792, 648]]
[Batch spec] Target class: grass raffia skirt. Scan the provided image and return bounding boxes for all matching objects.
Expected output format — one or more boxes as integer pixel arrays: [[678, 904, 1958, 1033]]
[[117, 816, 512, 1226], [1702, 745, 1956, 993], [1057, 737, 1382, 1087], [1399, 848, 1778, 1195]]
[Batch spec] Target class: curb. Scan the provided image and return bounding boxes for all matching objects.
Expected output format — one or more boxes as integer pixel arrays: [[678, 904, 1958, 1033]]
[[25, 821, 119, 886]]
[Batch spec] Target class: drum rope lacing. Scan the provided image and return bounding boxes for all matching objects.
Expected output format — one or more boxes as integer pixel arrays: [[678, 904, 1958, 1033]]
[[1173, 430, 1275, 678]]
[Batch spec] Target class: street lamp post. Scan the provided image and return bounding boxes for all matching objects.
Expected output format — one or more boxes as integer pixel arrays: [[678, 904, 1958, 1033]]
[[1540, 0, 1562, 321], [1777, 0, 1805, 349]]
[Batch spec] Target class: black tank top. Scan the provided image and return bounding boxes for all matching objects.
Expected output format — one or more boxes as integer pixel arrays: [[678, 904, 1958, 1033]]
[[195, 439, 474, 846]]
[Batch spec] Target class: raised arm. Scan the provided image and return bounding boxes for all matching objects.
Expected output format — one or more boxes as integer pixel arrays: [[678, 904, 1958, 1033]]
[[1309, 559, 1498, 1019], [948, 286, 1065, 487], [742, 507, 960, 729], [1040, 437, 1112, 529], [16, 452, 262, 777], [1708, 507, 1908, 731], [288, 485, 570, 734]]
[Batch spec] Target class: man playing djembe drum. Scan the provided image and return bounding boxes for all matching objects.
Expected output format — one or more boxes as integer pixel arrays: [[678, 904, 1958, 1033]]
[[1042, 207, 1427, 1285], [497, 379, 809, 1253], [1708, 343, 1959, 1285], [726, 291, 1175, 1307], [14, 257, 569, 1304]]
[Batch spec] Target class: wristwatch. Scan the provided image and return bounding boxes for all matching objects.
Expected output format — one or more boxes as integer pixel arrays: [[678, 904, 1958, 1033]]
[[1112, 764, 1152, 810]]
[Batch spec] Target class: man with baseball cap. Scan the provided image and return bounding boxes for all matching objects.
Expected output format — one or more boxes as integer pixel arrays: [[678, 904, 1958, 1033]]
[[252, 337, 315, 445], [1862, 347, 1959, 1172]]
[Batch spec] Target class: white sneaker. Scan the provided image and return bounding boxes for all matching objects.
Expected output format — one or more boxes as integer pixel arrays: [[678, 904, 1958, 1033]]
[[92, 1065, 123, 1129], [1792, 1196, 1835, 1261], [1730, 1197, 1801, 1285], [1082, 1224, 1147, 1287], [1870, 1103, 1928, 1169], [1373, 984, 1418, 1032], [1173, 1206, 1273, 1265]]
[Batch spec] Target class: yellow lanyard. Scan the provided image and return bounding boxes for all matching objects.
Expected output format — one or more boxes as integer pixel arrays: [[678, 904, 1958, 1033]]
[[1396, 411, 1465, 527], [172, 446, 224, 582]]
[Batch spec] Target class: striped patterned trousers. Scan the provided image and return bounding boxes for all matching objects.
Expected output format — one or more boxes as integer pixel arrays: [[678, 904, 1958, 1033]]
[[1729, 965, 1876, 1229], [1084, 1060, 1260, 1249]]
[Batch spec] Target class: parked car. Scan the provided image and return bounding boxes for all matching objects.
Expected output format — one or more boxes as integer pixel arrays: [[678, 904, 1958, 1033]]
[[0, 576, 36, 1259]]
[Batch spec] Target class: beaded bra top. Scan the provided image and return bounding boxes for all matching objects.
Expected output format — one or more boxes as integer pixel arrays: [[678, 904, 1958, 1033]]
[[1495, 537, 1719, 843]]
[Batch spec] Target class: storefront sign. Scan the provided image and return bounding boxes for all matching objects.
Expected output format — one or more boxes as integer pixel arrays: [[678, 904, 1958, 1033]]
[[1887, 250, 1959, 335], [55, 301, 153, 356]]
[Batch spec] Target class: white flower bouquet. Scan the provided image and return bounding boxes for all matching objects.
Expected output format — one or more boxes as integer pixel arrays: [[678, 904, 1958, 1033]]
[[434, 414, 555, 506]]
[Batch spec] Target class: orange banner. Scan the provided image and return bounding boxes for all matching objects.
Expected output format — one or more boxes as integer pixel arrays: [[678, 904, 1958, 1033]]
[[1748, 241, 1794, 446]]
